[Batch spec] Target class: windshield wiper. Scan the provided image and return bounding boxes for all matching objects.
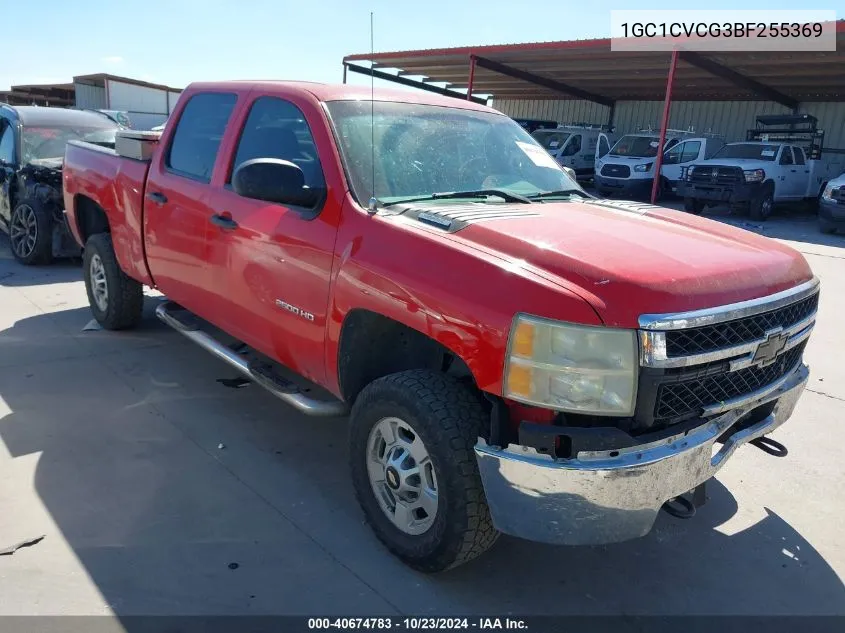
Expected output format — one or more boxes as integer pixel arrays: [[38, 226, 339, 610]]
[[526, 189, 590, 200], [380, 189, 532, 208]]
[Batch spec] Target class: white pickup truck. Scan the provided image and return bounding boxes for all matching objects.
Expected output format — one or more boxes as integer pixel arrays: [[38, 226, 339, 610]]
[[678, 142, 844, 220], [594, 132, 723, 199]]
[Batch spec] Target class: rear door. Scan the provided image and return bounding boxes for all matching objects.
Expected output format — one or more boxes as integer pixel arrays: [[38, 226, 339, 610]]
[[143, 91, 240, 315], [208, 94, 339, 384], [792, 146, 812, 197], [777, 146, 802, 199]]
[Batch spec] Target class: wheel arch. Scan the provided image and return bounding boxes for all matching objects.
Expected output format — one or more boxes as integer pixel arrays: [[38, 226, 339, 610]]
[[337, 309, 478, 405]]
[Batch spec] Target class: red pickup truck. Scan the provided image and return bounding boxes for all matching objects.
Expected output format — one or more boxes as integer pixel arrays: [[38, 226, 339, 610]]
[[62, 81, 818, 572]]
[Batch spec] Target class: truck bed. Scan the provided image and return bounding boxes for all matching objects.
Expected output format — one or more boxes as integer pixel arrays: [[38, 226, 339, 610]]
[[63, 139, 155, 285]]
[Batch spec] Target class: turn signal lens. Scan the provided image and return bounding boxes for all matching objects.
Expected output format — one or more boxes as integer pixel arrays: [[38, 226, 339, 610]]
[[511, 321, 535, 357]]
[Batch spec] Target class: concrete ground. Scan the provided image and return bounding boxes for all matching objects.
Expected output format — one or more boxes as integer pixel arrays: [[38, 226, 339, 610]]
[[0, 204, 844, 618]]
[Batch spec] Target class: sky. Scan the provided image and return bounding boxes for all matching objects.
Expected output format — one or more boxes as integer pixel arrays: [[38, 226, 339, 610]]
[[2, 0, 841, 93]]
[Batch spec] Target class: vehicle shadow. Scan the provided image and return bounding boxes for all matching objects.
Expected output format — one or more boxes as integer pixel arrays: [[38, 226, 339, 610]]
[[0, 307, 843, 618], [0, 233, 82, 287]]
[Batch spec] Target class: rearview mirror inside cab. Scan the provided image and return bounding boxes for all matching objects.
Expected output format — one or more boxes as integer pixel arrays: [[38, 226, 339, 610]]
[[232, 158, 322, 208]]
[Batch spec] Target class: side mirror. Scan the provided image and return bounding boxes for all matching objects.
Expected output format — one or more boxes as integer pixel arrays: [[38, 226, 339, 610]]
[[232, 158, 320, 207], [562, 166, 576, 180]]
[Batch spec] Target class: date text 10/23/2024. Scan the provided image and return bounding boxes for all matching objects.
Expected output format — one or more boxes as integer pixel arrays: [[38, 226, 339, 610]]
[[307, 618, 528, 630]]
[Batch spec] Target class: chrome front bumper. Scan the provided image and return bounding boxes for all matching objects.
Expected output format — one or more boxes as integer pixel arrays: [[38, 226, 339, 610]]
[[474, 362, 808, 546]]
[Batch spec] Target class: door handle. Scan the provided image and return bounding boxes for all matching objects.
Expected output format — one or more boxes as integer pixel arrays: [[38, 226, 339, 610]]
[[790, 169, 797, 173], [210, 213, 238, 230], [147, 191, 168, 205]]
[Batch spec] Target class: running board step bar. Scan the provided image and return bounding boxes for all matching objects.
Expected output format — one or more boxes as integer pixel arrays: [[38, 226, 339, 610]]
[[155, 301, 348, 417]]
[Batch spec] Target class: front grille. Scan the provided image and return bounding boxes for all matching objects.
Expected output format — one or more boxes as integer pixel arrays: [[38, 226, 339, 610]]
[[666, 292, 818, 357], [654, 341, 806, 423], [600, 164, 631, 178], [689, 165, 743, 185]]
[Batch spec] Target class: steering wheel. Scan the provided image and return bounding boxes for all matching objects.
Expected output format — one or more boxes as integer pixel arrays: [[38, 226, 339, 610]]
[[457, 157, 488, 189]]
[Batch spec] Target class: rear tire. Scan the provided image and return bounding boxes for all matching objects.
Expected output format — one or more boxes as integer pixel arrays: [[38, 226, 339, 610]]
[[683, 197, 705, 215], [83, 233, 144, 330], [349, 370, 498, 572], [9, 198, 53, 265]]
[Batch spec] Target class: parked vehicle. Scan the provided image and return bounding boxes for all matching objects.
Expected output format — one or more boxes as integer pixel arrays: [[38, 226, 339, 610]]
[[63, 81, 817, 572], [512, 118, 557, 134], [0, 104, 119, 264], [678, 115, 845, 220], [594, 130, 721, 198], [818, 171, 845, 234], [531, 124, 615, 180]]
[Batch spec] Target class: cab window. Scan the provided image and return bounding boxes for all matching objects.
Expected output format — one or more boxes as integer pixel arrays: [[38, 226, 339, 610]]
[[779, 146, 794, 165], [793, 147, 806, 165], [598, 135, 610, 157], [165, 92, 238, 182], [229, 96, 325, 191]]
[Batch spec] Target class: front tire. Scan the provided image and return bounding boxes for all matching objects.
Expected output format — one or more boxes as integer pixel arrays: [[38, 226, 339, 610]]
[[683, 197, 705, 215], [83, 233, 144, 330], [9, 198, 53, 265], [349, 370, 498, 572], [749, 187, 775, 221]]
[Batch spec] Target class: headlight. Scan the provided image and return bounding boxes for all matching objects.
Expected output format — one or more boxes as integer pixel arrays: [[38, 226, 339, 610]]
[[595, 159, 604, 171], [503, 315, 638, 416], [633, 162, 653, 173], [744, 169, 765, 183], [822, 185, 839, 202], [686, 165, 696, 181]]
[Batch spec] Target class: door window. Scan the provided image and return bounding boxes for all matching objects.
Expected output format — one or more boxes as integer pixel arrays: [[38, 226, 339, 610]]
[[165, 92, 238, 182], [662, 142, 683, 165], [0, 122, 15, 164], [562, 134, 582, 156], [229, 96, 325, 191], [779, 146, 794, 165], [680, 141, 701, 163], [793, 146, 806, 165], [598, 135, 610, 158]]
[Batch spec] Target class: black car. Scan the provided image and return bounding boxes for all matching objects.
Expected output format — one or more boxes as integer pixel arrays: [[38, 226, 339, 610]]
[[0, 105, 119, 264]]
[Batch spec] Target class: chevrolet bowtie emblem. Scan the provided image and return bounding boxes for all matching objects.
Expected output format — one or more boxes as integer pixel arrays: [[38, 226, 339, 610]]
[[752, 332, 789, 366]]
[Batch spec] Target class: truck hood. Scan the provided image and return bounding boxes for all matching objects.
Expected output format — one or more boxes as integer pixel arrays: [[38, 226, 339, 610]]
[[420, 198, 813, 327], [693, 157, 774, 170]]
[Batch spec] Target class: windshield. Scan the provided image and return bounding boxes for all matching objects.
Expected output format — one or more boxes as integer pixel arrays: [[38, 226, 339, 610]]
[[22, 125, 118, 163], [609, 135, 662, 158], [325, 101, 579, 205], [531, 130, 571, 152], [712, 143, 779, 161]]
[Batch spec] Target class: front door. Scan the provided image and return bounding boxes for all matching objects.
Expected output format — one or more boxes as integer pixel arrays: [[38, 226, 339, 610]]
[[662, 139, 702, 187], [0, 118, 17, 226], [209, 95, 338, 384], [143, 91, 240, 316]]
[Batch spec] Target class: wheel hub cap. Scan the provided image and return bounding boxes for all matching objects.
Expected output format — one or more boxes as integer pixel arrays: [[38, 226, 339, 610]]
[[9, 205, 37, 259], [366, 417, 438, 535], [90, 254, 109, 312]]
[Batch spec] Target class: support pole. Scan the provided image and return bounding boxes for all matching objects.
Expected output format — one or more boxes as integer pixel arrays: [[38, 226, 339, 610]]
[[343, 64, 348, 84], [467, 55, 477, 100], [651, 48, 678, 205]]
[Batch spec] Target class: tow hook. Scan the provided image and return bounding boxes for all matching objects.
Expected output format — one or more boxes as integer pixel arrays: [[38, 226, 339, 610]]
[[661, 483, 707, 520], [749, 436, 788, 457]]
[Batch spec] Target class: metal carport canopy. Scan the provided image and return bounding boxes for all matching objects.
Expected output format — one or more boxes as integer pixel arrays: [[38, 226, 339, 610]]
[[343, 21, 845, 106]]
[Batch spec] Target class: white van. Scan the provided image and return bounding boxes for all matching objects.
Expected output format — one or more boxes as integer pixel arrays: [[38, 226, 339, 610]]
[[531, 125, 615, 180], [594, 131, 724, 199]]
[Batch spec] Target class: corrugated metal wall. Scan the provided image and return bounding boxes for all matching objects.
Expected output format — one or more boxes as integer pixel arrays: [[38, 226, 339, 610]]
[[167, 91, 182, 113], [107, 80, 169, 114], [73, 82, 106, 109], [494, 99, 845, 149]]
